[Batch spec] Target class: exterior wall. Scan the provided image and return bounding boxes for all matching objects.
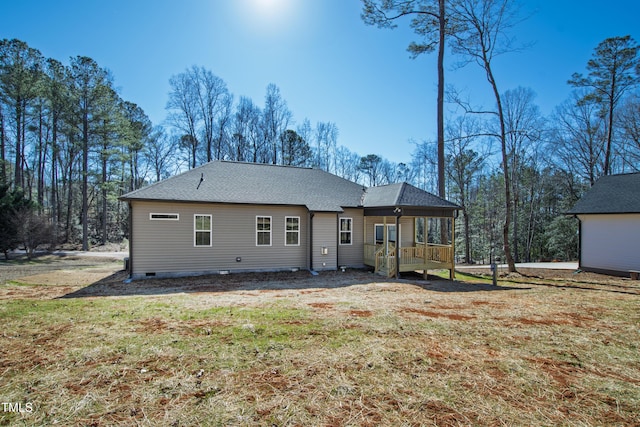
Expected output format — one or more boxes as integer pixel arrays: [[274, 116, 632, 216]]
[[338, 208, 365, 268], [579, 214, 640, 273], [131, 201, 309, 278], [312, 212, 338, 271]]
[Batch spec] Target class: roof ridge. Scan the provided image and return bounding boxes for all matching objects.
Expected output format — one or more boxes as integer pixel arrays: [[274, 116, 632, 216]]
[[218, 160, 314, 170], [395, 182, 408, 205]]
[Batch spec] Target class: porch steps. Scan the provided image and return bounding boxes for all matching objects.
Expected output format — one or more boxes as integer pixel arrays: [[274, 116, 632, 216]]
[[375, 267, 397, 278]]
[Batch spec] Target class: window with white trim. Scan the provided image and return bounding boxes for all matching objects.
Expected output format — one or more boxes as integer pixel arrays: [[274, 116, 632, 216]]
[[285, 216, 300, 246], [415, 218, 425, 244], [150, 213, 179, 220], [194, 214, 212, 247], [256, 216, 272, 246], [339, 217, 352, 245]]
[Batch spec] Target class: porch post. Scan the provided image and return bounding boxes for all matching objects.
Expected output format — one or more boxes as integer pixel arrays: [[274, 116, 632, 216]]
[[423, 216, 429, 280], [364, 216, 367, 245], [383, 216, 387, 249], [450, 215, 456, 280]]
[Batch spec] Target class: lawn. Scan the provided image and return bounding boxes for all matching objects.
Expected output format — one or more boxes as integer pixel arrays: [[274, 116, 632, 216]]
[[0, 258, 639, 426]]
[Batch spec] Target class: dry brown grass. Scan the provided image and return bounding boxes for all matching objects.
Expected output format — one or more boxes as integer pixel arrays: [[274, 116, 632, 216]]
[[0, 259, 639, 426]]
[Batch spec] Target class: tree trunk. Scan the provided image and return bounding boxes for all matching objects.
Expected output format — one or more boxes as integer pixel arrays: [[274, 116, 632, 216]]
[[463, 210, 471, 263], [14, 100, 23, 189], [485, 63, 516, 272], [82, 113, 89, 251], [50, 122, 59, 245], [65, 146, 75, 244], [603, 93, 615, 175], [0, 105, 6, 185], [437, 0, 448, 245], [101, 146, 108, 245]]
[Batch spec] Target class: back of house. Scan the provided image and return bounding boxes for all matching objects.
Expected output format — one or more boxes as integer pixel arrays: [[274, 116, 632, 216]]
[[121, 160, 461, 280]]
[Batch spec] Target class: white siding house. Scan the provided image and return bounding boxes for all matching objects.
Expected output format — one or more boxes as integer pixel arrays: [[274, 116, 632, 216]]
[[567, 172, 640, 276]]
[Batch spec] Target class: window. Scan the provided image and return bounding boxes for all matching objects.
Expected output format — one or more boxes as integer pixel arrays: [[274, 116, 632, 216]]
[[339, 218, 352, 245], [285, 216, 300, 246], [375, 224, 398, 247], [415, 218, 425, 244], [150, 213, 179, 220], [256, 216, 272, 246], [194, 214, 212, 247]]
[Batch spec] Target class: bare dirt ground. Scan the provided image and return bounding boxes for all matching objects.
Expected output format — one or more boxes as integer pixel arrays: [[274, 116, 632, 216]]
[[1, 255, 639, 426], [1, 254, 638, 302]]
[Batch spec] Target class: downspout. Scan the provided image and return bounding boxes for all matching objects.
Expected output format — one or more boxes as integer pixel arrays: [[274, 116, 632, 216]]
[[575, 215, 582, 269], [395, 210, 401, 279], [309, 212, 315, 272], [127, 201, 133, 280], [336, 213, 340, 269]]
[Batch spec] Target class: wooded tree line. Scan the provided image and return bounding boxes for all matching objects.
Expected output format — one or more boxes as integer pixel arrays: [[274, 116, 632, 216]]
[[1, 13, 639, 263], [362, 0, 639, 267]]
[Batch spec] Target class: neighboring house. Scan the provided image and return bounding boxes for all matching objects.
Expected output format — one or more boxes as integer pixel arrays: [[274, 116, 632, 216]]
[[120, 161, 460, 280], [567, 172, 640, 277]]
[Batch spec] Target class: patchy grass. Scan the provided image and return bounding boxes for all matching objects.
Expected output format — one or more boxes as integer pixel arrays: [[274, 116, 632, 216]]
[[0, 264, 639, 426]]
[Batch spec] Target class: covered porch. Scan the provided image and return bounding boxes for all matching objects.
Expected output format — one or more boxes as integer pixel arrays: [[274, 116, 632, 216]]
[[363, 207, 457, 279]]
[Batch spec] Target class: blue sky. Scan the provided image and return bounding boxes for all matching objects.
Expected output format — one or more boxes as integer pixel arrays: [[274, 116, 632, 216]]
[[1, 0, 638, 164]]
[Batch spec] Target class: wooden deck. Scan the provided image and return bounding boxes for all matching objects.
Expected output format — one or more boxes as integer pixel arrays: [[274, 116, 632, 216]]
[[364, 243, 455, 278]]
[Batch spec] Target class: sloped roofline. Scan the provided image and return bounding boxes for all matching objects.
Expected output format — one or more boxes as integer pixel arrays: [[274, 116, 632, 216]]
[[121, 160, 460, 212], [567, 172, 640, 215]]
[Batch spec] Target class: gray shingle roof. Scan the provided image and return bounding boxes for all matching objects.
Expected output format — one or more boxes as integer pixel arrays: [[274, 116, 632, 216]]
[[363, 182, 460, 209], [121, 161, 366, 212], [567, 172, 640, 214], [121, 161, 460, 212]]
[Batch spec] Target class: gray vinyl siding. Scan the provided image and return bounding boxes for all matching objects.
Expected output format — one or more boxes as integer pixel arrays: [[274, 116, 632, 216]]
[[131, 201, 308, 278], [338, 208, 364, 267], [312, 212, 338, 271]]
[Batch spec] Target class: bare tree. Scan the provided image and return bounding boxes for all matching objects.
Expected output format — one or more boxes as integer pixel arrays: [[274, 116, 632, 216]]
[[361, 0, 450, 202], [314, 121, 338, 172], [232, 96, 262, 162], [13, 205, 52, 259], [166, 69, 200, 169], [410, 139, 438, 193], [618, 94, 640, 171], [449, 0, 525, 272], [191, 66, 231, 163], [262, 83, 292, 165], [144, 126, 174, 182], [551, 90, 606, 186], [445, 115, 484, 263], [334, 145, 362, 183], [502, 86, 544, 262]]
